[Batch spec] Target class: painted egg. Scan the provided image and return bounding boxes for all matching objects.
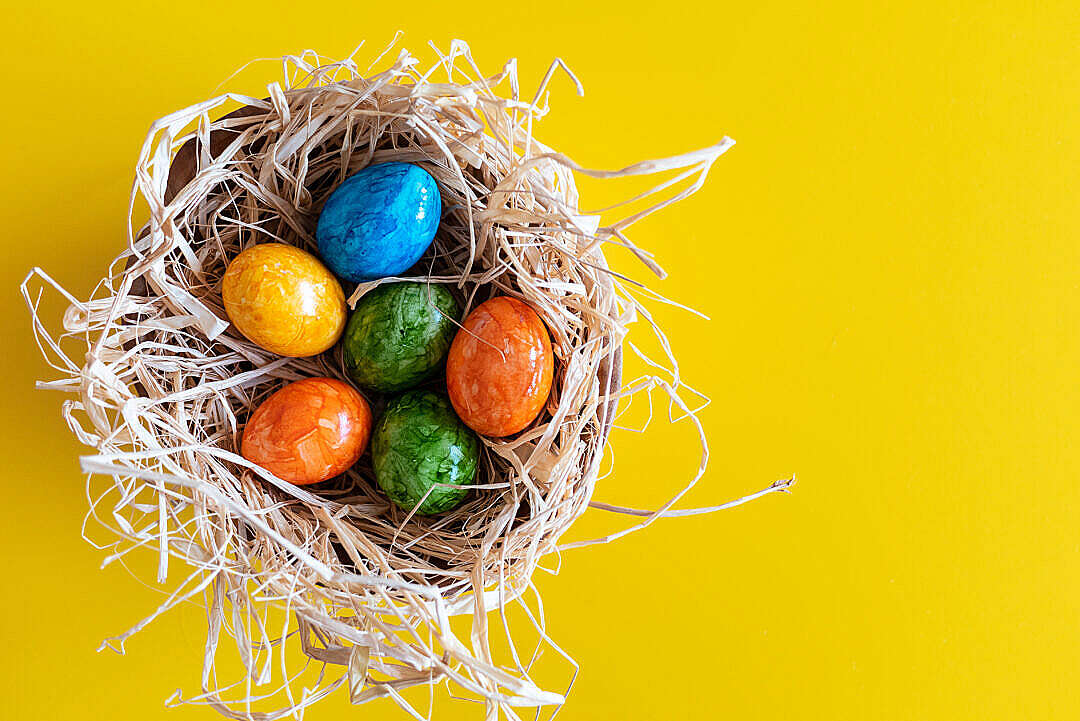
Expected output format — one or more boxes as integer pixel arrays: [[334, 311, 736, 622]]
[[241, 377, 372, 485], [446, 297, 554, 437], [316, 162, 442, 282], [372, 391, 480, 515], [342, 282, 460, 393], [222, 243, 346, 357]]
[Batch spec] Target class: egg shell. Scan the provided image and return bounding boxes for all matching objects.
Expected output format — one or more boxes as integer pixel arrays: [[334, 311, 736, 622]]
[[445, 297, 554, 437], [343, 282, 460, 393], [316, 162, 441, 282], [241, 377, 372, 485], [372, 391, 480, 515], [222, 243, 346, 357]]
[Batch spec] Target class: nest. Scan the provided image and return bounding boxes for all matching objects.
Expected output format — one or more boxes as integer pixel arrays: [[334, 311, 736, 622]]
[[22, 41, 790, 720]]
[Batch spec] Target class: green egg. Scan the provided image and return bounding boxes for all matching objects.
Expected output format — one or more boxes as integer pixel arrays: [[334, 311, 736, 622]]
[[342, 282, 459, 393], [372, 391, 480, 515]]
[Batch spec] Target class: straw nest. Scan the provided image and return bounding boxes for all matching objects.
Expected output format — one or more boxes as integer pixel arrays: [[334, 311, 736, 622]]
[[22, 41, 791, 720]]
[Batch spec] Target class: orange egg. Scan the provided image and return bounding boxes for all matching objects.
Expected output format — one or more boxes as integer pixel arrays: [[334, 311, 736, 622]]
[[241, 377, 372, 484], [222, 243, 346, 357], [446, 297, 554, 437]]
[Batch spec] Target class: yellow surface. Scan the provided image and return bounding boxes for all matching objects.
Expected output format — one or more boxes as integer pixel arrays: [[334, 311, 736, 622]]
[[3, 1, 1079, 720]]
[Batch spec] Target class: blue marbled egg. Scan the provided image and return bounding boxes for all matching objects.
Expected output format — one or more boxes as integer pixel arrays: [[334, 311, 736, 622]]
[[316, 162, 442, 282]]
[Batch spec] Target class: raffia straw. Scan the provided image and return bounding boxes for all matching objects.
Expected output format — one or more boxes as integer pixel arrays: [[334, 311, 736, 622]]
[[21, 40, 792, 720]]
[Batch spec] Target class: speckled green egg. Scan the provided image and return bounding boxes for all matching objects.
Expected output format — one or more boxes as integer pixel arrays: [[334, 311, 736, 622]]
[[342, 282, 460, 393], [372, 391, 480, 515]]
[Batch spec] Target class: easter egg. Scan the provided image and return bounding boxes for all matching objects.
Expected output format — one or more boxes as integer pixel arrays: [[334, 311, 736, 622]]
[[446, 297, 554, 437], [222, 243, 346, 357], [371, 391, 480, 515], [316, 162, 442, 282], [241, 377, 372, 485], [342, 282, 460, 393]]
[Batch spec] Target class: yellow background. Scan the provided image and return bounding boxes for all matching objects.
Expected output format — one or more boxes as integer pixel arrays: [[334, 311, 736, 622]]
[[3, 1, 1079, 719]]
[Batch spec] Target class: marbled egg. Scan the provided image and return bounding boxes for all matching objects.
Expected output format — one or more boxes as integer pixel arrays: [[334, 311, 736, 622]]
[[222, 243, 346, 357], [372, 391, 479, 515], [343, 282, 460, 393], [316, 162, 441, 281], [446, 297, 554, 437], [241, 377, 372, 485]]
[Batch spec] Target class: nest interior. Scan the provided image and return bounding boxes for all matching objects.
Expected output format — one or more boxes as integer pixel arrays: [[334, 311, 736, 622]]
[[20, 44, 767, 720]]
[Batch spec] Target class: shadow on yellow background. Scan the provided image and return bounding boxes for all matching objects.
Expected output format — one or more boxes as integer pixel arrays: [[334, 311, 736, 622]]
[[3, 1, 1078, 719]]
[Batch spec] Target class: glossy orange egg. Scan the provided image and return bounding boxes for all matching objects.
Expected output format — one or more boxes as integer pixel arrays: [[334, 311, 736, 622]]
[[241, 377, 372, 484], [446, 297, 554, 437], [222, 243, 346, 357]]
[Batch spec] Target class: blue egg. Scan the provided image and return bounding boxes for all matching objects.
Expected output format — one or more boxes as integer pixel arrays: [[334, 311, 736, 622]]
[[316, 162, 442, 282]]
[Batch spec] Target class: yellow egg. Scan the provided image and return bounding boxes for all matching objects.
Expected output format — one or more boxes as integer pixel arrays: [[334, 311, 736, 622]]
[[222, 243, 346, 357]]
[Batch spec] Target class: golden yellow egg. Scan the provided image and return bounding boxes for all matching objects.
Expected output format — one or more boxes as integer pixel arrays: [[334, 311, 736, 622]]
[[222, 243, 346, 357]]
